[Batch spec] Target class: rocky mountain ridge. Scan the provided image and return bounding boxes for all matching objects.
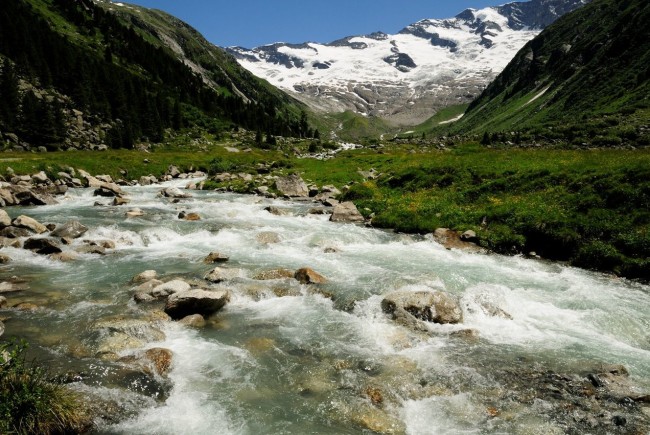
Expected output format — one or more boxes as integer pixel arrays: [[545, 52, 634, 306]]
[[228, 0, 590, 126]]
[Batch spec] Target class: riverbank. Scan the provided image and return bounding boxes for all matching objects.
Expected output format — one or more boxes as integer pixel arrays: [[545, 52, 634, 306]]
[[2, 142, 649, 280]]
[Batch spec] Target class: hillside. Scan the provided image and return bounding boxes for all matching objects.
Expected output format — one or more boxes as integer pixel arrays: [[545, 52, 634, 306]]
[[449, 0, 650, 146], [0, 0, 308, 151], [229, 0, 589, 126]]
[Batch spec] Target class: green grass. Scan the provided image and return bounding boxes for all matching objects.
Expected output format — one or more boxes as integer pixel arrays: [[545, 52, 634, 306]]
[[0, 341, 91, 434], [3, 142, 649, 280]]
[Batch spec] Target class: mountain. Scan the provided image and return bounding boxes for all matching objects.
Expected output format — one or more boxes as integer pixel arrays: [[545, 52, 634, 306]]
[[0, 0, 307, 152], [449, 0, 650, 145], [228, 0, 590, 126]]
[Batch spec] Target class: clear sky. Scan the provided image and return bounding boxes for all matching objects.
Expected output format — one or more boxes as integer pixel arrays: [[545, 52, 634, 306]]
[[120, 0, 504, 48]]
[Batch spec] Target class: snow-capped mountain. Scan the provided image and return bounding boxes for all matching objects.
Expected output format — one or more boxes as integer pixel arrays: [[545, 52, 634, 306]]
[[228, 0, 590, 125]]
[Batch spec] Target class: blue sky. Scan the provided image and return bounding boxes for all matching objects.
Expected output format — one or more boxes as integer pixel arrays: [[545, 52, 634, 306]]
[[121, 0, 503, 48]]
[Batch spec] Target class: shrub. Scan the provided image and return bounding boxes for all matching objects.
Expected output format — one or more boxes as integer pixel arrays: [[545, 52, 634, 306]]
[[0, 341, 91, 434], [572, 240, 623, 272]]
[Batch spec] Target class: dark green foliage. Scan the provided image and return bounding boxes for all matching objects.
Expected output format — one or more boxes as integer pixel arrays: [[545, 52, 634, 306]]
[[0, 0, 308, 149], [0, 340, 91, 434]]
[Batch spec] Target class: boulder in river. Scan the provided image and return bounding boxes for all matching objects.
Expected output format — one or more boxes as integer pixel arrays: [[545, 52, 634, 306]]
[[164, 289, 230, 320], [143, 348, 173, 377], [49, 252, 79, 262], [204, 267, 242, 283], [178, 211, 201, 221], [330, 202, 365, 223], [132, 270, 158, 283], [125, 208, 145, 218], [12, 215, 48, 234], [275, 174, 309, 197], [431, 228, 483, 252], [256, 231, 282, 245], [0, 226, 32, 238], [161, 187, 191, 199], [151, 280, 191, 298], [203, 252, 229, 264], [179, 314, 206, 328], [253, 268, 295, 280], [24, 237, 62, 255], [0, 254, 10, 264], [51, 220, 89, 239], [295, 268, 327, 284], [381, 290, 463, 325]]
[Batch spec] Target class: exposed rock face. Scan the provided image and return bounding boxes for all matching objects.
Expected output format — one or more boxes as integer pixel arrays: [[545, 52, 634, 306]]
[[12, 215, 48, 234], [295, 268, 327, 284], [164, 289, 230, 320], [330, 202, 365, 223], [381, 290, 463, 325], [51, 220, 89, 239], [275, 174, 309, 197]]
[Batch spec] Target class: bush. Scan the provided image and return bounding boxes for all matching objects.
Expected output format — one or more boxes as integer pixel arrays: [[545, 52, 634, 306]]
[[572, 240, 623, 272], [0, 341, 91, 434]]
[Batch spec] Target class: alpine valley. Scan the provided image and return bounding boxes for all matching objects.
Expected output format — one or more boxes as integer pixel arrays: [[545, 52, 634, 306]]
[[229, 0, 590, 125]]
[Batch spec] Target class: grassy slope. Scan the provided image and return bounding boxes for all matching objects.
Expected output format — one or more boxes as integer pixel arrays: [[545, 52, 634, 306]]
[[449, 0, 650, 136]]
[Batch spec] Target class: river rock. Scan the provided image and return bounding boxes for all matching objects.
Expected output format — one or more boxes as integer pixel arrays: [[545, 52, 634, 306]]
[[126, 208, 144, 218], [295, 268, 327, 284], [132, 270, 158, 283], [167, 165, 181, 178], [178, 211, 201, 221], [49, 252, 79, 262], [151, 280, 191, 298], [0, 189, 16, 207], [161, 187, 191, 199], [164, 289, 230, 320], [113, 197, 130, 206], [31, 171, 49, 184], [75, 245, 106, 255], [381, 290, 463, 325], [204, 267, 242, 283], [133, 279, 164, 295], [203, 252, 229, 263], [12, 215, 48, 234], [265, 206, 292, 216], [0, 296, 7, 308], [253, 268, 295, 280], [51, 220, 89, 239], [0, 237, 21, 248], [431, 228, 482, 252], [330, 202, 365, 223], [0, 254, 10, 264], [256, 231, 282, 244], [24, 237, 62, 255], [179, 314, 206, 328], [0, 226, 32, 238], [144, 348, 173, 377], [134, 292, 155, 303], [275, 174, 309, 197], [0, 209, 11, 228], [93, 317, 166, 354], [460, 230, 479, 243], [12, 187, 57, 206]]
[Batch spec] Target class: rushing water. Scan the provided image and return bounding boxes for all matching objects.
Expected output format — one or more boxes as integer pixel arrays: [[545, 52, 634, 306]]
[[1, 179, 649, 434]]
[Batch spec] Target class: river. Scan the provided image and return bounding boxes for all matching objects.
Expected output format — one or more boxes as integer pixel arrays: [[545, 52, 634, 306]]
[[1, 178, 649, 434]]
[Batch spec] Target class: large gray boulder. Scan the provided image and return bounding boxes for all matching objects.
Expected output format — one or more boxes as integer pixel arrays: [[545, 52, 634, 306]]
[[275, 174, 309, 197], [330, 202, 365, 223], [12, 215, 48, 234], [381, 290, 463, 325], [51, 221, 88, 239], [164, 289, 230, 320], [161, 187, 191, 199], [204, 267, 242, 283]]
